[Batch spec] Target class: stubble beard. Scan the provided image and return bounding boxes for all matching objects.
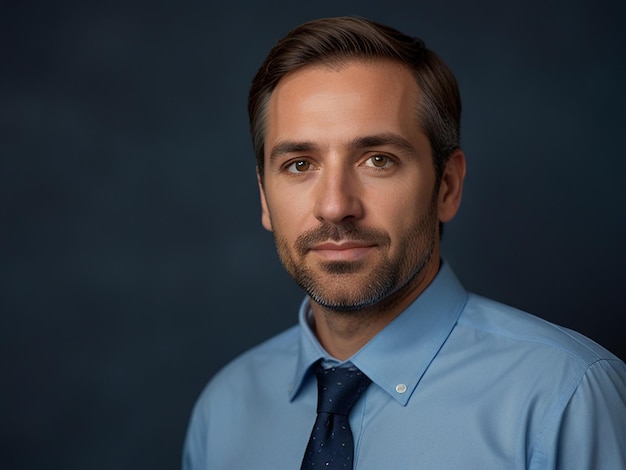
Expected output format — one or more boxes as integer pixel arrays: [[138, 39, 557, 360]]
[[273, 198, 439, 314]]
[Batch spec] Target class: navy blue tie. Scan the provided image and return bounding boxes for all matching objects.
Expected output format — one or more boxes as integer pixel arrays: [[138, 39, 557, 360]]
[[300, 363, 372, 469]]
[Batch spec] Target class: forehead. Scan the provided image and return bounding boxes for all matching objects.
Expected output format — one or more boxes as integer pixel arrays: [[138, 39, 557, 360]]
[[265, 60, 422, 147]]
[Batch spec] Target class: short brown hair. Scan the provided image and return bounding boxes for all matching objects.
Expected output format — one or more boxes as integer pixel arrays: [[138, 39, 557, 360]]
[[248, 16, 462, 183]]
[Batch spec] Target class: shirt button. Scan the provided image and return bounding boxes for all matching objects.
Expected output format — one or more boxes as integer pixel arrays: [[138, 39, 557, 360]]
[[395, 383, 407, 394]]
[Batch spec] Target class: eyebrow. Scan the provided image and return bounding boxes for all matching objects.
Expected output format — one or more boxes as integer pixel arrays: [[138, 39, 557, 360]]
[[348, 133, 416, 153], [269, 133, 417, 161], [269, 141, 321, 161]]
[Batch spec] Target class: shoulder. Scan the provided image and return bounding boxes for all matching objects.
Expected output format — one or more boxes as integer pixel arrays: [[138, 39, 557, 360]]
[[449, 294, 626, 465], [457, 293, 621, 367], [182, 325, 302, 469], [217, 324, 300, 374], [193, 324, 300, 408]]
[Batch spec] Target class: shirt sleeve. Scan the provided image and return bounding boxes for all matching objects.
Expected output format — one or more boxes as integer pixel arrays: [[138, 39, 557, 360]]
[[550, 358, 626, 469], [181, 393, 209, 470]]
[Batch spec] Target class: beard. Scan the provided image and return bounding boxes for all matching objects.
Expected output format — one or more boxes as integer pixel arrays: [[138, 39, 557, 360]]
[[272, 196, 439, 313]]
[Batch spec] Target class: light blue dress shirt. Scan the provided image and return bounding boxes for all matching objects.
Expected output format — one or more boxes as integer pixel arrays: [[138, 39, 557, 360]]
[[183, 262, 626, 469]]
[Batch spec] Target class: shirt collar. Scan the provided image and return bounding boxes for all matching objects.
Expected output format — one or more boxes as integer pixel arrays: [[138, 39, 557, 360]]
[[289, 260, 468, 405]]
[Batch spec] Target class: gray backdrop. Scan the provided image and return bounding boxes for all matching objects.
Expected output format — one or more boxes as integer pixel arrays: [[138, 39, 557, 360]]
[[2, 0, 625, 468]]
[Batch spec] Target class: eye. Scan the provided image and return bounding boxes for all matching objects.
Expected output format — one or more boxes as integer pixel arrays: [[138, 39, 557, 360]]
[[366, 154, 392, 169], [287, 160, 311, 173]]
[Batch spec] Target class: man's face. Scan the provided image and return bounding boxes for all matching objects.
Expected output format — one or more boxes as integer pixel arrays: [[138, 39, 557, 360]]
[[259, 60, 445, 312]]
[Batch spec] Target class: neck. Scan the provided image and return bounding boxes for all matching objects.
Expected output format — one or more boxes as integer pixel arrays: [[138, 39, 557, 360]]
[[310, 257, 440, 360]]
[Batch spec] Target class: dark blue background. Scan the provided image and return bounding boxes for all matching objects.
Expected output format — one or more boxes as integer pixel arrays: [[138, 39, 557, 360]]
[[2, 1, 625, 468]]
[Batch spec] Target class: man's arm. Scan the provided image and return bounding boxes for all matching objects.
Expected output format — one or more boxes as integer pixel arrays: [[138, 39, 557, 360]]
[[531, 358, 626, 469]]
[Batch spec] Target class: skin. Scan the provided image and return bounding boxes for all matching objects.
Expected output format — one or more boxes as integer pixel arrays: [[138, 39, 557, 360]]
[[258, 59, 465, 360]]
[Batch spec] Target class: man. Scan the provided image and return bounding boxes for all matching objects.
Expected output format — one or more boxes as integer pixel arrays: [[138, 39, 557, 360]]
[[183, 17, 626, 469]]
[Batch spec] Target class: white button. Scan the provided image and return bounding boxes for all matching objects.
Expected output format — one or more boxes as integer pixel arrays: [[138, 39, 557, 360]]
[[395, 383, 407, 394]]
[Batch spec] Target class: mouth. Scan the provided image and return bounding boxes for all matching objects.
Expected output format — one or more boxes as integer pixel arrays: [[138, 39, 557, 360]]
[[309, 241, 377, 262]]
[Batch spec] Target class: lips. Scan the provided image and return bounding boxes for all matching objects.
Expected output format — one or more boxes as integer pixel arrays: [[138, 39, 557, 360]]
[[309, 241, 377, 262]]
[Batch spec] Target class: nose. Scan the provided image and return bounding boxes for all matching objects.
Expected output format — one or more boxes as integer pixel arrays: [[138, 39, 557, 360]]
[[312, 164, 364, 224]]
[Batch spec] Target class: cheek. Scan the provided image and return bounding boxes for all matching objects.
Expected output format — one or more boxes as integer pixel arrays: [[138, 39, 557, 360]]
[[264, 190, 310, 237], [378, 193, 435, 244], [377, 180, 432, 218]]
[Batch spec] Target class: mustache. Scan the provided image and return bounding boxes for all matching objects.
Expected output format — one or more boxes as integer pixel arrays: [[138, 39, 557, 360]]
[[294, 222, 390, 256]]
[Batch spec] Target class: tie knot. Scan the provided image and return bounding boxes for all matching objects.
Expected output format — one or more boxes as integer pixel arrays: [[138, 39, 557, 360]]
[[314, 363, 371, 416]]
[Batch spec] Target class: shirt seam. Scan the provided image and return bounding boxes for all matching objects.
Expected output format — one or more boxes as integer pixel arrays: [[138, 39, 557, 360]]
[[457, 317, 603, 366], [527, 358, 612, 465]]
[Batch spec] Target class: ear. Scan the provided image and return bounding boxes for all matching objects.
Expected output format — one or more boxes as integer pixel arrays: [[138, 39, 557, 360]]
[[257, 169, 273, 232], [437, 149, 466, 223]]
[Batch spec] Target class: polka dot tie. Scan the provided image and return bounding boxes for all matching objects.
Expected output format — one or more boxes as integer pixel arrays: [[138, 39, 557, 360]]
[[300, 362, 372, 469]]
